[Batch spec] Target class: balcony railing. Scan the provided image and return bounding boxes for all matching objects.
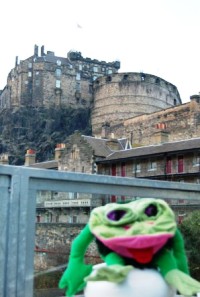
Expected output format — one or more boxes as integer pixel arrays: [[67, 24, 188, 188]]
[[1, 164, 200, 297]]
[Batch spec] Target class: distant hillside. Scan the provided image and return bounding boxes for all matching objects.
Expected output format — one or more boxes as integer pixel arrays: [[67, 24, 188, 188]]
[[0, 107, 92, 165]]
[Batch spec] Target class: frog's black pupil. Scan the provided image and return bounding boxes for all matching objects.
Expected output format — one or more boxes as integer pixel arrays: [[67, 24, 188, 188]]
[[145, 204, 158, 217], [107, 210, 126, 221]]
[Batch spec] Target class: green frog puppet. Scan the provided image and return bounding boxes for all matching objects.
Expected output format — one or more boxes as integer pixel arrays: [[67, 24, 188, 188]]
[[59, 198, 200, 296]]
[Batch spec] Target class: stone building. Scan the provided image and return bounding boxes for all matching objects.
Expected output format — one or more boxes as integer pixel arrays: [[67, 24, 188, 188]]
[[0, 45, 120, 109], [27, 131, 131, 224]]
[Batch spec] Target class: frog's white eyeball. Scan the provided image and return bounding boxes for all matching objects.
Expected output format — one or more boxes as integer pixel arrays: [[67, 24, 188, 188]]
[[85, 265, 176, 297]]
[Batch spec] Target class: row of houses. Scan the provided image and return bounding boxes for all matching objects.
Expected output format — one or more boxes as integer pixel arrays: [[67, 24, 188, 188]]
[[10, 127, 198, 225]]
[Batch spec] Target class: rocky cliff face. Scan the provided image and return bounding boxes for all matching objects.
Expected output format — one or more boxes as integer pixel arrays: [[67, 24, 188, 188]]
[[0, 107, 91, 165]]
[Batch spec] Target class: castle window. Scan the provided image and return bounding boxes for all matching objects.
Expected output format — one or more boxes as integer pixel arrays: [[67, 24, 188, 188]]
[[123, 74, 128, 80], [141, 73, 145, 81], [55, 68, 62, 77], [106, 76, 112, 82], [93, 66, 98, 72], [107, 69, 112, 74], [76, 82, 81, 91], [28, 72, 32, 77], [35, 80, 40, 86], [28, 63, 32, 68], [76, 73, 81, 80], [36, 71, 39, 75], [79, 64, 82, 70], [56, 80, 61, 88], [89, 84, 93, 93], [57, 60, 61, 66], [174, 99, 177, 105], [93, 76, 97, 81]]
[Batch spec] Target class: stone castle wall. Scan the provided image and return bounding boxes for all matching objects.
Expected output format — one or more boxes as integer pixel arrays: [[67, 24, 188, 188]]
[[123, 100, 200, 146]]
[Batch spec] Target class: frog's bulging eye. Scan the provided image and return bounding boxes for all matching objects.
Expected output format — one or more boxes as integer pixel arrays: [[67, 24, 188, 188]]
[[107, 209, 126, 221], [145, 204, 158, 217]]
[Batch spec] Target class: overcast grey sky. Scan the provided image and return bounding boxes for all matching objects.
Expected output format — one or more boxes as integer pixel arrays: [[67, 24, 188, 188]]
[[1, 0, 200, 103]]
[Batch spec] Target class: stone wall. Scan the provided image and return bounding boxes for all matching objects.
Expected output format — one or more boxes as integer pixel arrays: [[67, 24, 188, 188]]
[[35, 223, 101, 272], [123, 100, 200, 145]]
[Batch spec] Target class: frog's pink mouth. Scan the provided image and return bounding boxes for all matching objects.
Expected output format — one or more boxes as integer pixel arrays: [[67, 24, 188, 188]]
[[127, 247, 154, 263]]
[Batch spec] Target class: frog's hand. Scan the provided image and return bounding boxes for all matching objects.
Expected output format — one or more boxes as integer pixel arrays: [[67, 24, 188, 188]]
[[59, 260, 92, 296], [85, 264, 133, 283], [59, 224, 94, 296], [165, 269, 200, 296]]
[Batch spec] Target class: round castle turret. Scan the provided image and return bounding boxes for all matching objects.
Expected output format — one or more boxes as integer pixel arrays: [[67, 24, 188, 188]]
[[91, 72, 182, 136]]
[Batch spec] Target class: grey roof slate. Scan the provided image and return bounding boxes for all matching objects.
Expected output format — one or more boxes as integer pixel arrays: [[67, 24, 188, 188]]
[[82, 136, 129, 157], [98, 137, 200, 163]]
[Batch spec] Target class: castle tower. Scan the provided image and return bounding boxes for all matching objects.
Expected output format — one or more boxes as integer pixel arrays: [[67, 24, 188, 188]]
[[91, 72, 182, 137]]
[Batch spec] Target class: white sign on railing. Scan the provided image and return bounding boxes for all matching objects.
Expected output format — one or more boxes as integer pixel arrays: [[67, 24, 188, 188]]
[[44, 199, 91, 208]]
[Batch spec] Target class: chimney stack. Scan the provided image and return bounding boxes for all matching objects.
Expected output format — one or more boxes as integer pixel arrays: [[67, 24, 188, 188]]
[[41, 45, 45, 56], [152, 123, 169, 144], [0, 153, 9, 165], [34, 45, 38, 57], [15, 56, 18, 67], [25, 149, 36, 166], [101, 122, 110, 139], [55, 143, 65, 161]]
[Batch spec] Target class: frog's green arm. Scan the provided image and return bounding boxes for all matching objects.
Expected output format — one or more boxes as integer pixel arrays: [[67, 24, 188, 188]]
[[171, 228, 189, 274], [59, 224, 94, 296], [69, 223, 94, 259]]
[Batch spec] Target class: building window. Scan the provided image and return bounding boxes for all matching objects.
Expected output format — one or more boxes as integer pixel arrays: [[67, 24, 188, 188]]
[[107, 69, 112, 74], [79, 64, 82, 70], [72, 216, 77, 223], [76, 82, 81, 91], [106, 76, 112, 82], [93, 66, 98, 72], [133, 162, 141, 173], [28, 71, 32, 77], [93, 76, 97, 81], [174, 99, 177, 105], [35, 79, 40, 86], [89, 84, 93, 93], [28, 63, 32, 68], [141, 73, 145, 81], [193, 152, 200, 166], [56, 80, 61, 88], [166, 156, 172, 174], [57, 60, 61, 66], [71, 145, 79, 160], [148, 159, 157, 171], [178, 155, 184, 173], [76, 73, 81, 80], [55, 68, 62, 77]]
